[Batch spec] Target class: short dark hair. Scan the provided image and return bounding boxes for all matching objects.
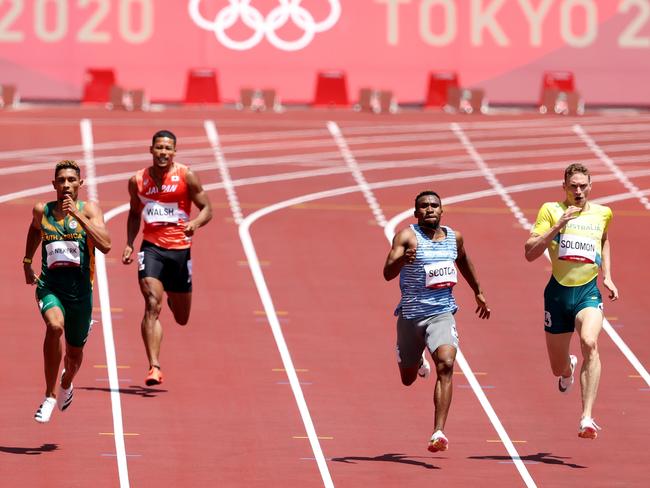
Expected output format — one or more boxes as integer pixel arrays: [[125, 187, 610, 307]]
[[564, 163, 590, 182], [54, 160, 80, 179], [152, 130, 176, 147], [414, 190, 441, 209]]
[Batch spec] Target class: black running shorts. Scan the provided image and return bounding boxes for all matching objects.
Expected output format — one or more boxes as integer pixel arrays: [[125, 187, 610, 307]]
[[138, 240, 192, 293]]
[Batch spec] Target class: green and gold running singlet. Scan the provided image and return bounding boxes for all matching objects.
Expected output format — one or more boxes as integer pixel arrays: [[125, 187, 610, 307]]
[[38, 201, 95, 301]]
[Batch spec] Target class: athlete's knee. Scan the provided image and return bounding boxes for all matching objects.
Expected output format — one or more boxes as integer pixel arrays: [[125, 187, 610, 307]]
[[175, 314, 190, 326], [65, 345, 83, 363], [166, 296, 190, 325], [401, 376, 416, 387], [399, 368, 417, 386], [580, 337, 599, 357], [143, 292, 163, 315], [174, 307, 191, 326], [436, 358, 454, 378], [44, 321, 64, 337]]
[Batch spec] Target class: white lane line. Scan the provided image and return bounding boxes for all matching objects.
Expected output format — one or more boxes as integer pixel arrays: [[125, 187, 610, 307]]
[[327, 121, 387, 227], [203, 120, 244, 224], [80, 119, 98, 202], [574, 125, 650, 387], [594, 189, 650, 205], [573, 125, 650, 210], [205, 122, 334, 487], [451, 123, 531, 230], [79, 120, 130, 488], [239, 216, 334, 488]]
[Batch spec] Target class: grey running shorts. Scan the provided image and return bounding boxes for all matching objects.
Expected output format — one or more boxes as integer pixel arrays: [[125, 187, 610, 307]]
[[396, 311, 459, 367]]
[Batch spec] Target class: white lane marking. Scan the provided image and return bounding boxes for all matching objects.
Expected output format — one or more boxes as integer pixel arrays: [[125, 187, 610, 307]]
[[573, 125, 650, 211], [327, 121, 386, 227], [594, 189, 650, 205], [207, 122, 334, 487], [204, 120, 244, 224], [79, 119, 130, 488], [80, 119, 98, 202], [451, 123, 531, 230], [239, 216, 334, 488]]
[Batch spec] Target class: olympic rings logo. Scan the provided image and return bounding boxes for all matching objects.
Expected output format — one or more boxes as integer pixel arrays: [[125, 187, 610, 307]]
[[188, 0, 341, 51]]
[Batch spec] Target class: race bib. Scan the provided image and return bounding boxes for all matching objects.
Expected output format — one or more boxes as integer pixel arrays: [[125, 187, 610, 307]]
[[143, 201, 179, 224], [45, 240, 81, 268], [424, 260, 457, 289], [558, 234, 597, 263]]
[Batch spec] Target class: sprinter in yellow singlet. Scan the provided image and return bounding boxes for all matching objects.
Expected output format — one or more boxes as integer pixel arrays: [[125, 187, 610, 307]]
[[525, 163, 618, 440]]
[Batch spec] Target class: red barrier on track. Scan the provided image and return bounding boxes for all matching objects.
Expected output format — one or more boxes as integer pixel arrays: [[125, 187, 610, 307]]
[[540, 71, 576, 104], [82, 68, 116, 103], [313, 71, 348, 107], [424, 71, 459, 108], [184, 68, 220, 104]]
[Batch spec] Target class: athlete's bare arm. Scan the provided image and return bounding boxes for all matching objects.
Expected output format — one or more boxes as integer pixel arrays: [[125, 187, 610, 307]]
[[455, 231, 490, 319], [66, 198, 111, 254], [525, 206, 582, 261], [600, 231, 619, 301], [122, 176, 142, 264], [23, 202, 44, 285], [184, 169, 212, 237], [383, 228, 417, 281]]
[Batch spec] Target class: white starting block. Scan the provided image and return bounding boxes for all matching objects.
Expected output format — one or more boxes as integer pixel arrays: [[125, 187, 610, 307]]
[[237, 88, 282, 112], [539, 89, 584, 116], [354, 88, 398, 114], [445, 87, 488, 114], [108, 86, 148, 111]]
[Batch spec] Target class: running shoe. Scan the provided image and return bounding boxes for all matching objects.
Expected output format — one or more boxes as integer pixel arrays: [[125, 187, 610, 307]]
[[418, 355, 431, 379], [145, 365, 163, 386], [558, 355, 578, 393], [428, 430, 449, 453], [578, 417, 601, 439], [34, 397, 56, 423], [57, 371, 74, 412]]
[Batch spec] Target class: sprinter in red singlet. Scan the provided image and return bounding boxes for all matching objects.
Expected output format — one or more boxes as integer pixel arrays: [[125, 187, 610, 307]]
[[122, 130, 212, 386]]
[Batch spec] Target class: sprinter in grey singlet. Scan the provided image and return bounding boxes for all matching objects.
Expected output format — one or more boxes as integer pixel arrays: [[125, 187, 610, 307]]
[[383, 190, 490, 453]]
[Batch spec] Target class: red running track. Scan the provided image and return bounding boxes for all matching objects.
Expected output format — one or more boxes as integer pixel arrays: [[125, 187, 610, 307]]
[[0, 106, 648, 487]]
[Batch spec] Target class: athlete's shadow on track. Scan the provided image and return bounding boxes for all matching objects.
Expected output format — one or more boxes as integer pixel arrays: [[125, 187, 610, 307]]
[[0, 443, 58, 455], [331, 453, 439, 470], [77, 385, 168, 398], [469, 452, 586, 469]]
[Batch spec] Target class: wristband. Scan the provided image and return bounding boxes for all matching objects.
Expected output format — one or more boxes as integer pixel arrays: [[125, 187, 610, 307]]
[[22, 257, 32, 265]]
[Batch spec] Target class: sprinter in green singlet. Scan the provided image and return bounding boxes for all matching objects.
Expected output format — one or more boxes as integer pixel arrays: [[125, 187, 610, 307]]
[[23, 160, 111, 423]]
